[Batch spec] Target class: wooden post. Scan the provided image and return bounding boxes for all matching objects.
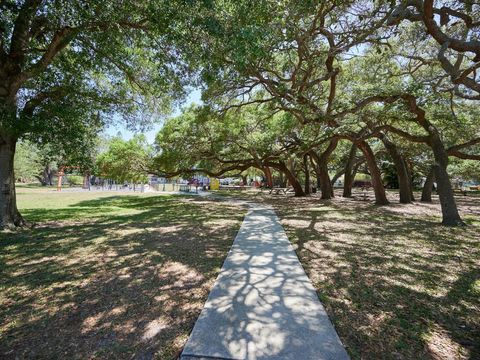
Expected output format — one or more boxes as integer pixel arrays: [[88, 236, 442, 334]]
[[57, 167, 64, 191]]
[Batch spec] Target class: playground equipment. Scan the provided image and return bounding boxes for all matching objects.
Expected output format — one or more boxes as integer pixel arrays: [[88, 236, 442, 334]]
[[56, 166, 79, 191], [210, 178, 220, 190]]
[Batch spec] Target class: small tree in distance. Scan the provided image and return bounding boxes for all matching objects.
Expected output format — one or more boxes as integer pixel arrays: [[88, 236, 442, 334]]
[[96, 135, 150, 187]]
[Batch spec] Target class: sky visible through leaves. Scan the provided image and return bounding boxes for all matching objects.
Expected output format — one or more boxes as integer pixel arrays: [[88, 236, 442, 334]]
[[105, 89, 202, 143]]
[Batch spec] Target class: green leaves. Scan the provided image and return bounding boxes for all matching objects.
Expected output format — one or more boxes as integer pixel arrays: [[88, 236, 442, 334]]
[[14, 140, 43, 182], [1, 0, 190, 149], [153, 100, 300, 176], [96, 135, 150, 183]]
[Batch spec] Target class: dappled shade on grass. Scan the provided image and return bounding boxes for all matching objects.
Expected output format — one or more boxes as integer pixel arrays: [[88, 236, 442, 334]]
[[0, 190, 246, 359], [268, 191, 480, 360]]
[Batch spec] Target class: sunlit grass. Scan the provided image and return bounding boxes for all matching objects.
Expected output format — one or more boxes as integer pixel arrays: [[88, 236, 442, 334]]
[[1, 188, 246, 359]]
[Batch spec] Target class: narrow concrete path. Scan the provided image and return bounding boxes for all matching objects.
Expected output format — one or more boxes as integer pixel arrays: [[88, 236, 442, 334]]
[[181, 204, 350, 360]]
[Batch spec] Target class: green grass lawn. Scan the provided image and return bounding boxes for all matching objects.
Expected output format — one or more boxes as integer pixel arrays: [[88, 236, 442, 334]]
[[0, 188, 246, 359], [2, 187, 479, 359]]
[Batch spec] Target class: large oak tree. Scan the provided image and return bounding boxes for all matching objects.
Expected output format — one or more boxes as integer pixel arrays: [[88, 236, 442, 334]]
[[0, 0, 183, 228]]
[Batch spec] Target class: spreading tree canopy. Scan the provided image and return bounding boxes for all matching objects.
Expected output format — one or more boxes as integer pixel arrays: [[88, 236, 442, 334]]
[[152, 0, 479, 225], [97, 135, 150, 185], [1, 1, 479, 228], [0, 0, 187, 228]]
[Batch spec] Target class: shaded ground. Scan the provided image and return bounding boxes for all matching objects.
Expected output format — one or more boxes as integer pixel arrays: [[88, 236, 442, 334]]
[[0, 188, 246, 359], [218, 188, 480, 360], [181, 206, 349, 360]]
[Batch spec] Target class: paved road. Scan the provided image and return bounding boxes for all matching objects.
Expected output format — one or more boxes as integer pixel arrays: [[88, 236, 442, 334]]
[[181, 204, 350, 360]]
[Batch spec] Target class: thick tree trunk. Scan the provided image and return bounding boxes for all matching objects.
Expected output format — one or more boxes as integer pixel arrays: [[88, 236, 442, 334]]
[[303, 154, 310, 195], [396, 163, 413, 204], [312, 162, 322, 189], [36, 164, 53, 186], [311, 159, 333, 199], [0, 134, 25, 229], [82, 174, 91, 190], [357, 141, 389, 205], [286, 171, 305, 197], [263, 166, 273, 188], [318, 162, 333, 199], [44, 164, 53, 186], [343, 143, 357, 197], [310, 158, 322, 189], [430, 138, 464, 226], [331, 161, 363, 188], [331, 170, 343, 188], [409, 106, 464, 224], [241, 174, 247, 186], [381, 136, 413, 203], [421, 167, 435, 202], [405, 159, 415, 201], [274, 162, 305, 197], [310, 139, 337, 199], [343, 169, 355, 198], [278, 172, 286, 188]]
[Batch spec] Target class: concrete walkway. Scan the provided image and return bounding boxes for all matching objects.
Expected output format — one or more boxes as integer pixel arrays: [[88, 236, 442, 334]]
[[181, 204, 350, 360]]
